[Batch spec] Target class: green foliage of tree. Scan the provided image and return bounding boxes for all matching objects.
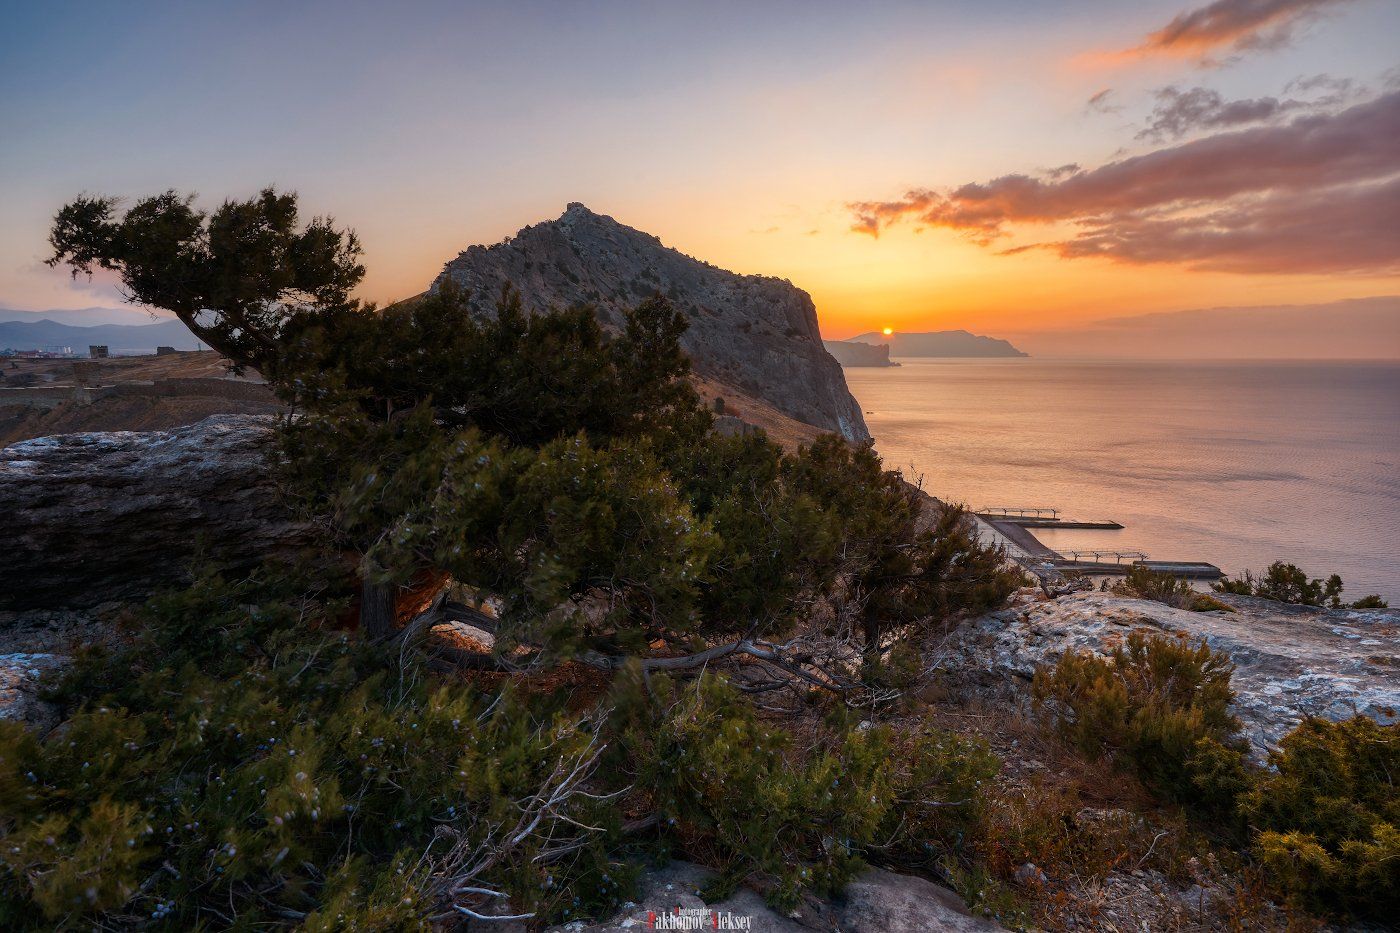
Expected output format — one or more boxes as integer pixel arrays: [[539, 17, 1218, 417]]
[[782, 438, 1018, 667], [1032, 631, 1251, 819], [47, 188, 364, 373], [47, 188, 1015, 666], [1242, 716, 1399, 922]]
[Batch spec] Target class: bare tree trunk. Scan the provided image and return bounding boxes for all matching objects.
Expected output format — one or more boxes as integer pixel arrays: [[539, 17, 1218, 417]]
[[862, 613, 883, 671], [360, 559, 398, 640]]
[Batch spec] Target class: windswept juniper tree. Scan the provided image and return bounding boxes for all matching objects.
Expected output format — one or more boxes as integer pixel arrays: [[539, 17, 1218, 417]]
[[48, 187, 1015, 677], [48, 188, 364, 373]]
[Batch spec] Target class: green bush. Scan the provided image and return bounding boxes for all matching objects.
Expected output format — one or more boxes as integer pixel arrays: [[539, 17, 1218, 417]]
[[1114, 566, 1234, 613], [1032, 631, 1251, 818], [1214, 561, 1345, 608], [1242, 716, 1399, 922], [607, 668, 998, 910], [0, 568, 630, 929]]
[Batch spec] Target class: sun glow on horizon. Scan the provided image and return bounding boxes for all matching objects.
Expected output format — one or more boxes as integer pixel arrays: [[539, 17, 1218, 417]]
[[882, 327, 893, 335]]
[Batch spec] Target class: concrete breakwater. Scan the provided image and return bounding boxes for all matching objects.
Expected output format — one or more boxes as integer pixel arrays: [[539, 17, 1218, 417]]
[[974, 509, 1223, 580]]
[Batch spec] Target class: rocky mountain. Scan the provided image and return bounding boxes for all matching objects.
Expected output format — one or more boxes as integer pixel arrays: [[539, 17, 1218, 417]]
[[822, 339, 897, 367], [848, 329, 1026, 358], [432, 204, 869, 442]]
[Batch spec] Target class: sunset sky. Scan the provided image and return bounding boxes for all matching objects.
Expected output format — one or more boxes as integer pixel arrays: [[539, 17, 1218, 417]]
[[2, 0, 1397, 344]]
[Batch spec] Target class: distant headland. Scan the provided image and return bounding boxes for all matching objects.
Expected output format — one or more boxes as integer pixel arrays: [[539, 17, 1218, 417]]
[[826, 329, 1027, 366]]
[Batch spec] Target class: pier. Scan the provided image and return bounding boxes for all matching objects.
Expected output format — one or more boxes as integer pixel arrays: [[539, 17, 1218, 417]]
[[975, 507, 1122, 530], [975, 506, 1223, 581]]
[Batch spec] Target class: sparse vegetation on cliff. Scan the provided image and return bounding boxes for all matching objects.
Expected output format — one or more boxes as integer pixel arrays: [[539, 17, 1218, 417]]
[[1032, 631, 1251, 820], [1031, 632, 1398, 925]]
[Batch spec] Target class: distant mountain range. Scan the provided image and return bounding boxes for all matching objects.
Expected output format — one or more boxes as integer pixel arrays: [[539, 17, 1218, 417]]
[[0, 306, 176, 327], [0, 315, 201, 352], [845, 330, 1027, 357]]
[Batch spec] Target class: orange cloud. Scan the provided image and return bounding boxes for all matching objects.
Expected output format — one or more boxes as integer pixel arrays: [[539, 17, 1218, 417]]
[[848, 91, 1400, 275]]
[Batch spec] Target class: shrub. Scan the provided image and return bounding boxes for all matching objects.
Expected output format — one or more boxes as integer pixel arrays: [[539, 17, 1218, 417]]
[[1214, 561, 1345, 608], [1114, 566, 1232, 612], [1114, 565, 1196, 608], [1242, 716, 1399, 922], [607, 668, 998, 910], [1032, 631, 1251, 818], [0, 567, 629, 929], [608, 668, 887, 908], [1350, 594, 1388, 609]]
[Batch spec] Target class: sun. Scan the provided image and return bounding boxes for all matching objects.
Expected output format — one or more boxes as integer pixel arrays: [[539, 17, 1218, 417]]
[[882, 327, 893, 336]]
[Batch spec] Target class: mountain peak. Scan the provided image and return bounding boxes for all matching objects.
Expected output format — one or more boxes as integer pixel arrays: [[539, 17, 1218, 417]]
[[432, 209, 869, 441]]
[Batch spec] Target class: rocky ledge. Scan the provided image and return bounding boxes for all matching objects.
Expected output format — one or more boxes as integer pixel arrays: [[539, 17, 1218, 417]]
[[0, 415, 311, 610], [948, 590, 1400, 759]]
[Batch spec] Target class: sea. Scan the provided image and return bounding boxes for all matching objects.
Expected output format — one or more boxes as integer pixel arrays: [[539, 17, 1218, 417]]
[[842, 359, 1400, 603]]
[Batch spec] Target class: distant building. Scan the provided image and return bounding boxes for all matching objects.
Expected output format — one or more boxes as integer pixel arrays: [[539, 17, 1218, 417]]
[[155, 345, 177, 356], [89, 345, 109, 359]]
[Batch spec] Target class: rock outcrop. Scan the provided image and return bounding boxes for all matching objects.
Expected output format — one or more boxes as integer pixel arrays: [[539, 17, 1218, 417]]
[[433, 204, 869, 442], [543, 861, 1002, 932], [0, 653, 66, 733], [822, 339, 897, 367], [0, 415, 312, 610], [948, 590, 1400, 759]]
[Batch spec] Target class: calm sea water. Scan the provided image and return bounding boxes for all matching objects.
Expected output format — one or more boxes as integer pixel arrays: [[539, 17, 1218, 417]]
[[842, 359, 1400, 603]]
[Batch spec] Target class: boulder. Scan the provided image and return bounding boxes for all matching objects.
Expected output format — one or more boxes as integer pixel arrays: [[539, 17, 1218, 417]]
[[0, 653, 67, 733], [544, 861, 1002, 932], [0, 414, 313, 610]]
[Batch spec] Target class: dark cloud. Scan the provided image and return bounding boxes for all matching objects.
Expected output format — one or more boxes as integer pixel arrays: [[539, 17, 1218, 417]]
[[1136, 77, 1360, 140], [1086, 88, 1120, 113], [848, 91, 1400, 275], [1132, 0, 1354, 59]]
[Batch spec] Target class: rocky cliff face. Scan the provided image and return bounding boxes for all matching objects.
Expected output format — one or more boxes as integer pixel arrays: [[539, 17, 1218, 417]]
[[432, 204, 869, 442]]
